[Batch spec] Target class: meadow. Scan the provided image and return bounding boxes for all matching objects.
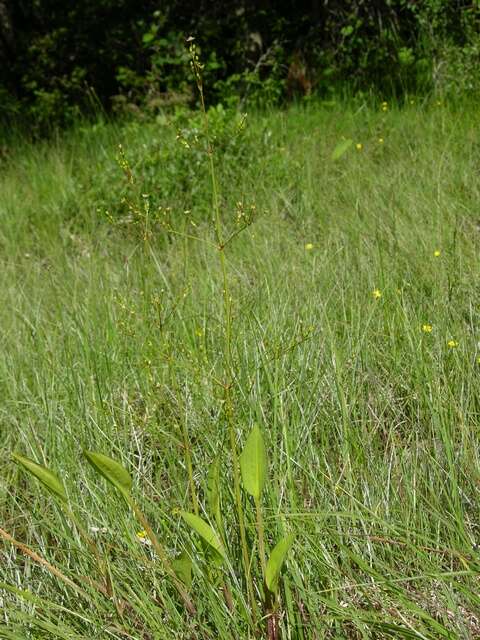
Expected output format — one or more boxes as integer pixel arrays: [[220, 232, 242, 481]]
[[1, 96, 480, 639]]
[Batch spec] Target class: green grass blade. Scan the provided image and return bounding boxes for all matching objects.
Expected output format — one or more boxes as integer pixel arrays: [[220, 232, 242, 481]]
[[207, 455, 222, 530]]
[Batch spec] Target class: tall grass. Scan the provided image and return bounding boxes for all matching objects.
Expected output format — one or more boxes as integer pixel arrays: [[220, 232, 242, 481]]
[[1, 95, 480, 638]]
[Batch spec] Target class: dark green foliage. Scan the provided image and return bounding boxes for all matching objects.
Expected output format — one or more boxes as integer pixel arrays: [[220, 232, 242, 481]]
[[1, 1, 479, 130]]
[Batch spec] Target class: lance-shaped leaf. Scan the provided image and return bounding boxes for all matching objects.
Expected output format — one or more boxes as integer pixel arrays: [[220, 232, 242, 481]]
[[83, 451, 132, 501], [265, 534, 294, 594], [331, 138, 353, 161], [12, 453, 67, 503], [240, 425, 267, 500], [172, 551, 193, 588], [180, 511, 226, 561]]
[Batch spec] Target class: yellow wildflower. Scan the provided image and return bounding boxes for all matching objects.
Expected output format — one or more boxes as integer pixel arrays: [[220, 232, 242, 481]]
[[378, 137, 384, 144], [422, 324, 433, 333], [136, 530, 152, 546], [434, 249, 441, 257], [305, 243, 314, 251], [381, 101, 388, 112], [372, 288, 382, 299], [447, 340, 458, 348], [356, 143, 363, 151]]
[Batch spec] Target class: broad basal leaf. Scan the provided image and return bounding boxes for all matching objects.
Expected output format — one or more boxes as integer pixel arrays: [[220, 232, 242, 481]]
[[240, 425, 267, 500], [12, 453, 67, 503], [265, 534, 294, 594], [180, 511, 226, 561], [83, 451, 132, 500], [172, 551, 193, 588]]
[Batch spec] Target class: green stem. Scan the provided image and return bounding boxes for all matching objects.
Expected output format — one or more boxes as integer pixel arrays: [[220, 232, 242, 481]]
[[255, 500, 278, 637], [197, 78, 256, 619], [254, 496, 266, 579]]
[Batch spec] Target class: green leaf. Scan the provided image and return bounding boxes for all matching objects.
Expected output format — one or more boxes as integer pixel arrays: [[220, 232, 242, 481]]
[[265, 534, 294, 594], [172, 551, 193, 588], [12, 453, 67, 503], [83, 451, 132, 500], [142, 33, 155, 45], [340, 24, 354, 37], [207, 456, 222, 529], [331, 138, 353, 161], [240, 425, 267, 500], [180, 511, 226, 561]]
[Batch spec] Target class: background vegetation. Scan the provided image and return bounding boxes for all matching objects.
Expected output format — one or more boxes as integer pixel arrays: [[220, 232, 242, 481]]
[[1, 1, 480, 130]]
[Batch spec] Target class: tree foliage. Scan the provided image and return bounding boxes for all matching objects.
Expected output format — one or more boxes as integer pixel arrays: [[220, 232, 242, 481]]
[[0, 1, 479, 129]]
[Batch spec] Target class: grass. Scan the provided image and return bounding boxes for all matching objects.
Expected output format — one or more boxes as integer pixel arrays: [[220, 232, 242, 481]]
[[1, 95, 480, 639]]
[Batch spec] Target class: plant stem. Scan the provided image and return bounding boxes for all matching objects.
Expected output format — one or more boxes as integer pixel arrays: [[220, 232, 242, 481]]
[[254, 496, 266, 579], [195, 70, 256, 619]]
